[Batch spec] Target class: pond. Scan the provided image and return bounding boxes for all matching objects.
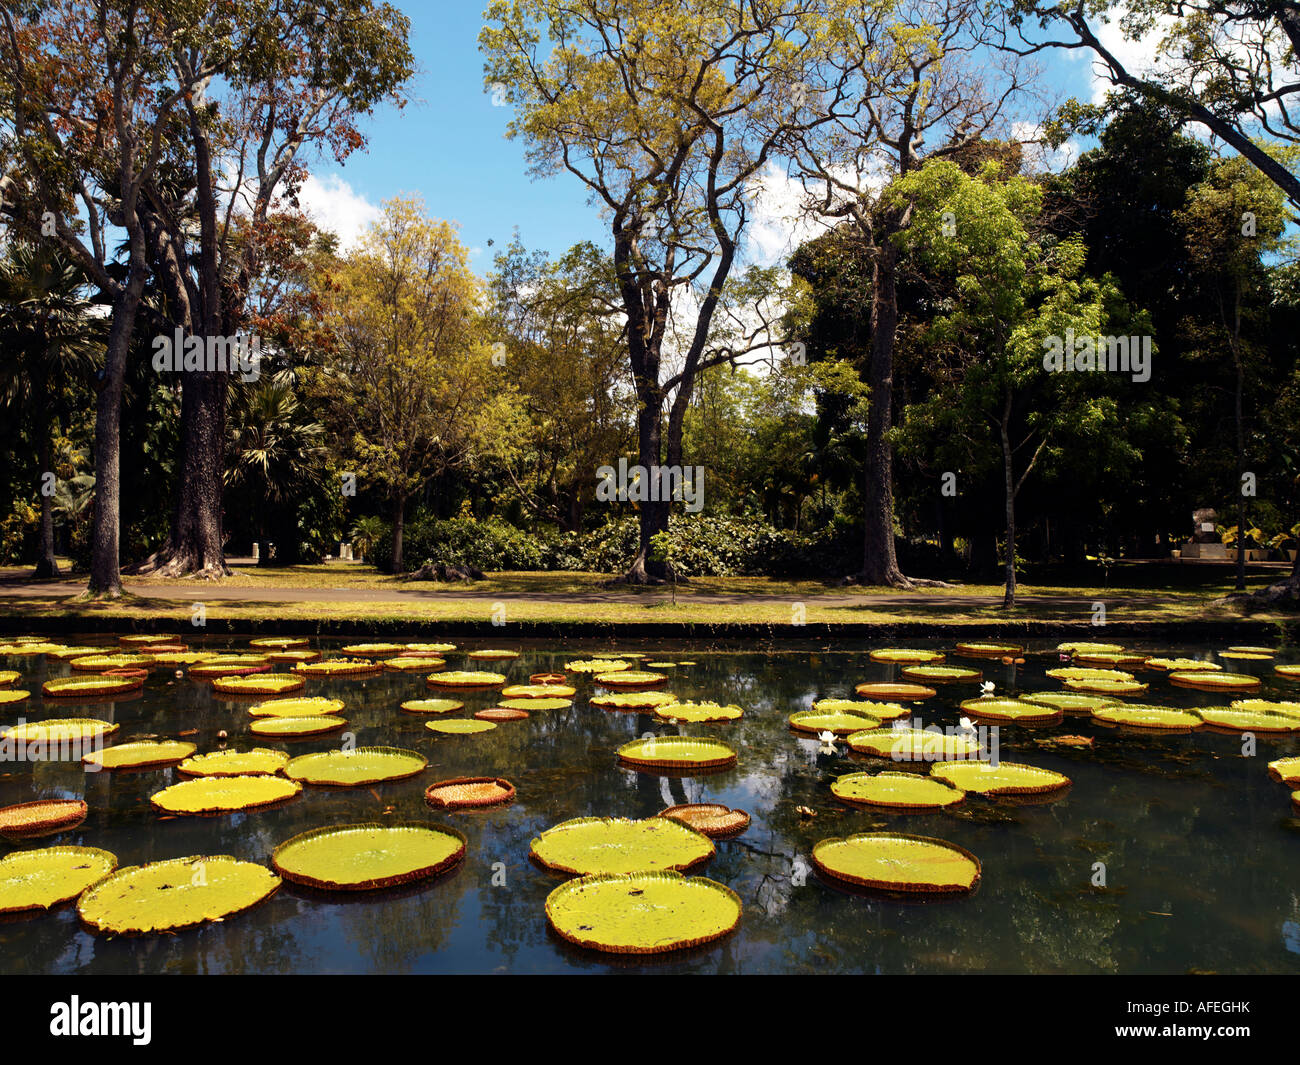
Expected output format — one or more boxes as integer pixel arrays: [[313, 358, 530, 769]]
[[2, 637, 1299, 974]]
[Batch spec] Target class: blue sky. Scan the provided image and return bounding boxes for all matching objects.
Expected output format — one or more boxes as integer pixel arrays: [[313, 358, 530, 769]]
[[299, 3, 1113, 274]]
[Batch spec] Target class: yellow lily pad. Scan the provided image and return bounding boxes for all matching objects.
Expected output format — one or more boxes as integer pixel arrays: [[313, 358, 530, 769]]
[[426, 719, 497, 735], [831, 771, 965, 810], [151, 775, 302, 814], [1064, 678, 1149, 695], [1091, 705, 1202, 731], [77, 855, 280, 934], [1168, 671, 1261, 693], [498, 697, 571, 710], [590, 691, 679, 711], [284, 747, 427, 787], [545, 871, 741, 954], [1267, 756, 1300, 784], [67, 653, 153, 672], [594, 671, 667, 688], [531, 816, 714, 876], [812, 698, 910, 720], [565, 659, 630, 673], [0, 846, 118, 914], [869, 648, 945, 663], [247, 697, 345, 718], [788, 709, 880, 734], [846, 726, 982, 760], [655, 701, 744, 723], [425, 670, 507, 688], [617, 736, 737, 770], [399, 698, 465, 715], [1192, 707, 1300, 733], [42, 675, 141, 698], [931, 760, 1071, 796], [812, 832, 980, 893], [272, 822, 466, 891], [188, 655, 272, 678], [177, 748, 291, 777], [959, 698, 1063, 724], [249, 715, 347, 737], [211, 674, 305, 696], [3, 718, 119, 743], [291, 658, 381, 677], [82, 740, 196, 771], [900, 665, 982, 683], [1020, 691, 1118, 712], [500, 683, 578, 699]]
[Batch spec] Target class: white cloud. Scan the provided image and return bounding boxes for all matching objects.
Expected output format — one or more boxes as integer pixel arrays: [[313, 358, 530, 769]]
[[297, 173, 381, 251]]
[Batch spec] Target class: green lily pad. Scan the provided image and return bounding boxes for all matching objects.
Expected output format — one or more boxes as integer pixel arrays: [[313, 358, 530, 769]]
[[846, 726, 982, 760], [42, 675, 140, 698], [3, 719, 119, 743], [812, 832, 981, 893], [654, 701, 744, 723], [271, 822, 466, 891], [545, 871, 741, 954], [1232, 699, 1300, 719], [0, 846, 118, 914], [590, 691, 679, 710], [594, 671, 668, 688], [831, 771, 965, 810], [498, 697, 572, 710], [1267, 756, 1300, 784], [811, 698, 911, 720], [1192, 706, 1300, 733], [931, 760, 1071, 796], [869, 648, 946, 663], [424, 670, 507, 688], [1020, 691, 1118, 712], [1168, 671, 1261, 692], [284, 747, 428, 787], [151, 775, 302, 814], [900, 665, 983, 683], [249, 715, 347, 737], [211, 674, 305, 696], [177, 748, 291, 777], [426, 719, 498, 735], [82, 740, 196, 771], [531, 816, 714, 876], [1091, 705, 1202, 730], [958, 698, 1063, 724], [247, 697, 345, 718], [291, 658, 381, 677], [788, 709, 881, 735], [399, 698, 465, 715], [617, 736, 737, 770], [78, 855, 280, 934]]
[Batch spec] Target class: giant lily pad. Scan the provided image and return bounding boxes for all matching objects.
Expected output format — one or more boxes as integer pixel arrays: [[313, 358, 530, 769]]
[[249, 637, 310, 650], [151, 775, 302, 815], [1057, 641, 1124, 654], [545, 871, 741, 954], [178, 748, 291, 777], [1168, 671, 1261, 693], [188, 655, 272, 678], [617, 736, 737, 771], [1072, 652, 1148, 668], [531, 816, 714, 876], [854, 682, 936, 701], [1064, 678, 1149, 695], [426, 776, 516, 809], [812, 832, 980, 893], [425, 670, 507, 688], [43, 675, 142, 698], [959, 698, 1063, 725], [1219, 650, 1273, 662], [565, 659, 631, 673], [148, 651, 220, 667], [1232, 699, 1300, 719], [118, 634, 173, 647], [1046, 666, 1135, 682], [0, 799, 87, 838], [846, 726, 982, 761], [68, 653, 153, 672], [0, 642, 61, 656], [657, 804, 750, 838], [499, 697, 572, 710], [1267, 756, 1300, 784], [46, 645, 110, 660], [400, 698, 465, 715], [954, 641, 1023, 658], [500, 683, 578, 699], [1020, 691, 1118, 713], [291, 658, 381, 677], [267, 650, 321, 664], [831, 771, 965, 810], [247, 696, 344, 718], [272, 822, 466, 890], [468, 649, 520, 660], [591, 691, 679, 711], [383, 656, 445, 672], [789, 708, 880, 734], [931, 760, 1071, 796], [1275, 664, 1300, 680], [3, 718, 119, 743], [869, 648, 945, 664], [1091, 705, 1202, 731], [813, 698, 910, 720], [0, 670, 20, 686], [211, 674, 305, 696], [249, 715, 347, 738], [425, 719, 497, 735], [340, 642, 407, 656], [0, 846, 117, 914], [0, 689, 30, 705], [285, 747, 427, 787], [594, 671, 668, 689], [1144, 657, 1223, 673], [655, 701, 744, 723], [77, 855, 280, 934], [405, 642, 457, 654], [901, 665, 983, 684], [82, 740, 196, 771], [1192, 706, 1300, 733]]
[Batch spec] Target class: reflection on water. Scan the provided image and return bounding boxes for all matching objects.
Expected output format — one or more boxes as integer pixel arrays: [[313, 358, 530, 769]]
[[2, 638, 1299, 974]]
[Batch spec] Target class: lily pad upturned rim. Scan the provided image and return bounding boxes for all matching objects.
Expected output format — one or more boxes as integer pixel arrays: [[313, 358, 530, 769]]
[[788, 709, 881, 735], [248, 715, 348, 737], [930, 760, 1072, 796], [425, 776, 517, 809], [653, 701, 745, 723], [958, 697, 1064, 725], [247, 696, 345, 718], [530, 815, 716, 876], [270, 821, 467, 891], [82, 739, 197, 771], [176, 748, 292, 777], [211, 674, 306, 695], [954, 641, 1024, 658], [425, 718, 498, 735], [593, 671, 669, 689], [811, 831, 981, 894], [900, 665, 983, 683], [1275, 664, 1300, 679], [1191, 706, 1300, 733], [291, 658, 382, 677], [424, 671, 508, 689], [1090, 704, 1203, 731], [76, 855, 280, 935], [1267, 756, 1300, 784], [150, 774, 303, 815], [399, 697, 466, 715], [0, 799, 88, 838], [1167, 671, 1262, 692], [854, 682, 938, 700], [657, 803, 751, 838], [284, 746, 428, 787], [616, 735, 737, 770], [868, 648, 946, 664], [0, 845, 118, 914], [1063, 678, 1150, 694], [2, 718, 120, 742], [830, 770, 966, 810], [545, 871, 741, 955], [42, 674, 142, 698]]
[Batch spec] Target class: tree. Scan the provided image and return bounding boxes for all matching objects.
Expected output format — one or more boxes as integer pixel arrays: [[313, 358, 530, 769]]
[[1176, 154, 1290, 588], [794, 0, 1037, 586], [481, 0, 858, 581], [322, 198, 520, 573], [0, 243, 102, 576], [891, 159, 1148, 605]]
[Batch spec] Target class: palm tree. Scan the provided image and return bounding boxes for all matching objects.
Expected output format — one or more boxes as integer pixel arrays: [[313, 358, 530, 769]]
[[0, 244, 103, 576], [226, 372, 328, 565]]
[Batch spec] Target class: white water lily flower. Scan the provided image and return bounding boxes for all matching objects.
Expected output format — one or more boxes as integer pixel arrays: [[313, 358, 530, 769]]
[[980, 681, 996, 697], [818, 730, 837, 754], [959, 716, 977, 737]]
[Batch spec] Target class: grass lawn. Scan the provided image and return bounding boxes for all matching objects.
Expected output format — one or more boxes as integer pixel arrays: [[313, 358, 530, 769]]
[[0, 560, 1293, 630]]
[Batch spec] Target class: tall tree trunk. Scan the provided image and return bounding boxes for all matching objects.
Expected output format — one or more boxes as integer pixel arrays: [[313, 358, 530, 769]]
[[620, 399, 670, 583], [1001, 413, 1017, 610], [861, 233, 909, 586], [163, 369, 229, 578], [87, 280, 146, 597], [391, 493, 406, 574], [33, 366, 57, 578]]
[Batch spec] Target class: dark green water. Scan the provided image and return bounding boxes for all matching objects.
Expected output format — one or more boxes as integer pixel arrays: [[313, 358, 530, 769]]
[[2, 637, 1299, 974]]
